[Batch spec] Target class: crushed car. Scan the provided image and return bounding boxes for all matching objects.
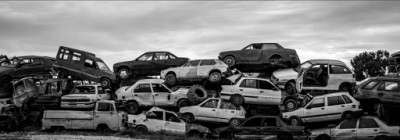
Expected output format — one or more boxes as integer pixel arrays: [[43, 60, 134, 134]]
[[113, 51, 189, 79], [53, 46, 116, 88], [115, 79, 190, 114], [160, 59, 231, 86], [60, 84, 110, 109], [179, 98, 246, 126], [128, 107, 210, 138]]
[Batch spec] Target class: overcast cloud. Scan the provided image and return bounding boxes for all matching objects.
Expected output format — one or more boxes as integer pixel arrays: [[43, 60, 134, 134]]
[[1, 1, 400, 69]]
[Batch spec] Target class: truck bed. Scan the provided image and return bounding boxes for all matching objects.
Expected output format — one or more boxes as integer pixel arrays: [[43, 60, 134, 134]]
[[43, 110, 93, 119]]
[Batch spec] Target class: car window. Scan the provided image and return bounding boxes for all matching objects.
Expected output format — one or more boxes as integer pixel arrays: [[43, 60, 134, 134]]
[[262, 118, 277, 127], [31, 58, 42, 65], [137, 53, 153, 61], [59, 49, 70, 60], [328, 96, 345, 106], [189, 60, 200, 66], [97, 103, 113, 111], [73, 86, 96, 94], [339, 119, 357, 129], [168, 53, 177, 59], [239, 79, 257, 89], [258, 80, 276, 90], [359, 118, 379, 128], [378, 81, 399, 91], [260, 44, 278, 50], [243, 45, 254, 50], [98, 86, 105, 94], [152, 84, 170, 93], [134, 84, 152, 93], [342, 95, 353, 104], [154, 52, 168, 60], [308, 98, 325, 108], [19, 59, 31, 68], [165, 112, 181, 123], [84, 59, 97, 69], [200, 60, 216, 66], [330, 65, 352, 74], [220, 100, 237, 110], [242, 118, 262, 127], [362, 80, 379, 90], [148, 111, 164, 120], [201, 99, 219, 108]]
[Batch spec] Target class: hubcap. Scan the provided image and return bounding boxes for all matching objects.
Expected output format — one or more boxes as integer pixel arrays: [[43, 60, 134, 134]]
[[225, 59, 232, 64], [102, 80, 108, 86], [287, 102, 294, 109], [119, 70, 128, 78], [231, 119, 239, 126], [210, 73, 219, 81], [291, 119, 298, 126]]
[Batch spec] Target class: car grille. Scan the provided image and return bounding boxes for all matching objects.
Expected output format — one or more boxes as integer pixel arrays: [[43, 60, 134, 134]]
[[61, 99, 90, 102]]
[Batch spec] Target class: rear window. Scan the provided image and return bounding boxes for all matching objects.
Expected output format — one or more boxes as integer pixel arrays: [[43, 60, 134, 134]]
[[362, 80, 379, 90], [330, 65, 352, 74], [342, 95, 353, 104], [200, 60, 216, 66], [328, 96, 346, 106]]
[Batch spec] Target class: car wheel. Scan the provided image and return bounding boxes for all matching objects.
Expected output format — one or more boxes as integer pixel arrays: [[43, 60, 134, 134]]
[[288, 117, 302, 126], [125, 102, 139, 114], [100, 78, 112, 88], [339, 84, 352, 94], [285, 82, 296, 95], [230, 94, 244, 106], [181, 113, 195, 123], [136, 125, 148, 134], [118, 68, 130, 80], [165, 73, 177, 86], [187, 130, 200, 138], [229, 118, 241, 126], [208, 71, 222, 83], [316, 135, 331, 140], [187, 85, 208, 105], [177, 99, 191, 108], [58, 70, 68, 79], [342, 112, 353, 120], [223, 56, 236, 68], [97, 125, 111, 134], [270, 55, 283, 66], [284, 99, 298, 112]]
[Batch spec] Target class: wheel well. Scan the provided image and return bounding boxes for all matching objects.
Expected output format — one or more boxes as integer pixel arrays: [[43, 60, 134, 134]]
[[270, 54, 282, 60], [283, 96, 297, 103], [209, 69, 221, 75], [176, 98, 190, 106], [166, 71, 176, 77], [117, 66, 130, 72], [126, 100, 138, 105], [231, 94, 245, 102], [339, 82, 352, 89], [341, 111, 353, 117], [135, 124, 147, 129], [288, 116, 302, 123], [224, 55, 235, 60], [286, 80, 296, 86], [316, 134, 331, 140], [97, 123, 109, 129]]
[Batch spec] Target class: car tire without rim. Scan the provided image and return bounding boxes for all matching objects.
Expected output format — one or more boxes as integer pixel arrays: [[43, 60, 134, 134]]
[[187, 85, 208, 105], [223, 56, 236, 68], [208, 71, 222, 83], [118, 68, 130, 80], [284, 99, 298, 112], [136, 125, 148, 134], [285, 82, 296, 95], [125, 102, 139, 114], [57, 70, 68, 79], [181, 113, 195, 123], [288, 117, 302, 126], [165, 73, 177, 86], [270, 56, 283, 66], [177, 99, 191, 108], [230, 94, 244, 106]]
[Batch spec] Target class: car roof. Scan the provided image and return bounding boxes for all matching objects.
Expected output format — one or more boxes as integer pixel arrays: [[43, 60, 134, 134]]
[[314, 92, 350, 98], [17, 55, 54, 60], [306, 59, 346, 65], [144, 51, 171, 54], [42, 78, 67, 83], [248, 115, 279, 119], [241, 77, 271, 81], [369, 76, 400, 81], [137, 79, 165, 83], [76, 84, 101, 87], [391, 51, 400, 57], [60, 46, 96, 56]]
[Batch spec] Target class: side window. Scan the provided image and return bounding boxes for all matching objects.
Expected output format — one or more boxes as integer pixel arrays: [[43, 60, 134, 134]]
[[31, 58, 42, 65], [72, 52, 81, 64], [189, 60, 200, 66], [165, 112, 181, 123], [327, 96, 345, 106], [339, 119, 357, 129], [362, 81, 379, 90], [330, 65, 352, 74], [59, 49, 70, 60], [97, 103, 113, 111], [258, 80, 275, 90], [154, 52, 168, 60], [243, 45, 254, 50], [152, 84, 170, 93], [98, 86, 105, 94], [84, 59, 97, 69], [242, 118, 262, 127], [134, 84, 152, 93], [262, 118, 277, 127], [261, 44, 278, 50], [148, 111, 164, 120], [308, 98, 325, 108], [378, 81, 399, 91], [201, 99, 219, 108], [342, 95, 353, 104], [200, 60, 215, 66], [168, 53, 177, 59], [359, 118, 379, 128], [220, 100, 237, 110], [239, 79, 257, 89], [19, 59, 31, 68], [137, 53, 153, 61]]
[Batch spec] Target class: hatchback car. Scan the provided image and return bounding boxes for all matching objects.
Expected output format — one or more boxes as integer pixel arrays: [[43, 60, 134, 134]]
[[113, 51, 188, 79], [160, 59, 231, 86], [310, 116, 400, 140], [282, 92, 362, 126], [179, 98, 246, 126]]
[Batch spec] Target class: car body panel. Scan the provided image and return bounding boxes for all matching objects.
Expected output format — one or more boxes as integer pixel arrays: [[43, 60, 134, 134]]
[[0, 56, 54, 80], [354, 77, 400, 105], [271, 68, 298, 89], [61, 84, 110, 109]]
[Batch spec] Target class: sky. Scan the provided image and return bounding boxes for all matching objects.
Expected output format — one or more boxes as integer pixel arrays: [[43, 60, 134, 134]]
[[1, 1, 400, 70]]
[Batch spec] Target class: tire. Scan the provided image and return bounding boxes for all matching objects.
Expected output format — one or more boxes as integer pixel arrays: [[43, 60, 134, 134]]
[[181, 113, 195, 123], [187, 130, 200, 138], [230, 94, 244, 106], [177, 99, 191, 108], [58, 70, 68, 79], [285, 82, 296, 95], [136, 125, 148, 134], [223, 56, 236, 68], [208, 71, 222, 83], [270, 55, 283, 66], [117, 67, 130, 80], [316, 135, 331, 140], [110, 93, 117, 100], [342, 112, 353, 120], [375, 135, 388, 140], [187, 85, 208, 105], [97, 125, 111, 134], [288, 117, 302, 126], [284, 99, 298, 112], [100, 78, 112, 88], [165, 73, 177, 86], [125, 102, 139, 114], [229, 118, 241, 126], [339, 84, 352, 94], [277, 133, 293, 140]]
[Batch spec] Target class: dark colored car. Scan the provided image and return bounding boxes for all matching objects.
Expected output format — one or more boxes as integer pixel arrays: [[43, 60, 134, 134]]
[[218, 43, 300, 72], [113, 51, 189, 79], [0, 55, 55, 81], [212, 116, 308, 140], [53, 46, 116, 88], [0, 55, 10, 66]]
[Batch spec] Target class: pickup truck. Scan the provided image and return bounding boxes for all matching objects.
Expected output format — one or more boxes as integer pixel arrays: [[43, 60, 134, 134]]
[[61, 84, 110, 109], [42, 100, 127, 132]]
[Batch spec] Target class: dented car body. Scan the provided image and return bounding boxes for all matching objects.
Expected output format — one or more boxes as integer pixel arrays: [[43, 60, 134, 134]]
[[61, 84, 110, 109], [0, 55, 54, 80]]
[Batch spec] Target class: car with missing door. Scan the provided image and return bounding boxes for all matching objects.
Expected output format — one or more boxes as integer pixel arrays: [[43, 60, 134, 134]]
[[113, 51, 188, 79], [160, 59, 231, 86]]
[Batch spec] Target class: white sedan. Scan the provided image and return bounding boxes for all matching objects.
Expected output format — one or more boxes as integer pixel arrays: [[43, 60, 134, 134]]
[[160, 59, 231, 86]]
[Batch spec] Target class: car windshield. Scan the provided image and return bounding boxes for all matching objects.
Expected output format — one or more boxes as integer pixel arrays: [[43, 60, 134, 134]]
[[72, 86, 96, 94], [294, 62, 312, 72], [96, 61, 111, 71]]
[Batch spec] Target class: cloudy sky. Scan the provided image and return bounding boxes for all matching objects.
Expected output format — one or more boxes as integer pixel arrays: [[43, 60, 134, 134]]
[[1, 1, 400, 70]]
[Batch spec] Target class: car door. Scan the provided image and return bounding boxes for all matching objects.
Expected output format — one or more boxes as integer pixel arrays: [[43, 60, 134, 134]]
[[135, 52, 156, 75], [56, 50, 83, 78], [93, 102, 120, 130], [153, 52, 169, 73], [97, 86, 110, 100], [132, 83, 154, 106], [325, 95, 347, 121], [81, 59, 99, 82], [258, 117, 280, 139], [303, 97, 327, 123], [217, 100, 240, 122], [235, 117, 263, 140], [151, 83, 172, 106], [238, 79, 259, 104], [357, 118, 380, 140], [197, 60, 215, 78], [145, 111, 166, 133], [164, 112, 186, 135], [257, 80, 281, 105], [197, 99, 220, 121], [377, 81, 399, 103], [332, 119, 357, 140], [328, 65, 353, 90], [239, 44, 261, 62], [178, 60, 200, 79]]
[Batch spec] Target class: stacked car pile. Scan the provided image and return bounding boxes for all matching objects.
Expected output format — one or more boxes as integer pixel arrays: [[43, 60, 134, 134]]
[[0, 44, 399, 140]]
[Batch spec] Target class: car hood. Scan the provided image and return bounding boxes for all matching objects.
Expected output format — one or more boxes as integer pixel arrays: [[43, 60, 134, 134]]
[[113, 60, 133, 67], [273, 68, 297, 79], [172, 88, 189, 96], [282, 108, 304, 118], [226, 73, 243, 84], [116, 86, 130, 94], [62, 94, 97, 99], [186, 123, 210, 134]]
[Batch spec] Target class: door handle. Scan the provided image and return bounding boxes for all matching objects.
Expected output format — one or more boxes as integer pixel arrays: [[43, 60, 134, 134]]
[[239, 89, 243, 91], [352, 130, 355, 132], [374, 129, 378, 131]]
